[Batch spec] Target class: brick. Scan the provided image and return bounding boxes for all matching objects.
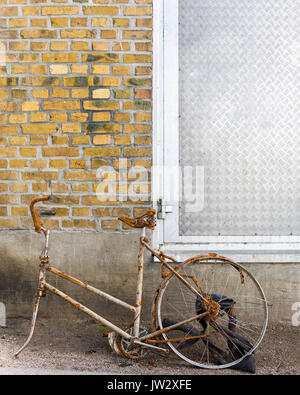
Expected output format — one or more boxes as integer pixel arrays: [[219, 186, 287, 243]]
[[124, 124, 151, 134], [72, 113, 89, 123], [0, 206, 7, 215], [50, 159, 67, 168], [32, 89, 49, 99], [0, 160, 8, 169], [123, 54, 152, 63], [83, 101, 119, 111], [92, 208, 110, 217], [69, 159, 87, 169], [124, 6, 152, 16], [64, 171, 98, 181], [30, 18, 48, 28], [112, 42, 131, 51], [93, 135, 112, 145], [0, 195, 19, 204], [134, 112, 152, 122], [50, 65, 68, 74], [50, 113, 68, 122], [92, 65, 110, 74], [82, 53, 120, 63], [123, 147, 152, 157], [102, 77, 120, 86], [22, 124, 58, 134], [0, 218, 19, 228], [10, 182, 28, 192], [30, 113, 47, 123], [30, 160, 47, 168], [62, 219, 96, 229], [0, 7, 18, 16], [51, 184, 69, 193], [50, 41, 68, 51], [72, 207, 90, 217], [32, 183, 49, 192], [91, 18, 109, 27], [71, 135, 90, 145], [8, 114, 27, 123], [0, 148, 17, 157], [113, 89, 131, 99], [10, 159, 28, 168], [83, 6, 119, 15], [52, 136, 69, 145], [42, 147, 79, 157], [51, 17, 68, 27], [22, 171, 58, 181], [43, 101, 80, 111], [92, 112, 111, 122], [112, 66, 131, 75], [11, 90, 27, 99], [30, 42, 48, 51], [71, 65, 89, 75], [114, 113, 131, 122], [62, 124, 82, 134], [113, 18, 129, 27], [42, 6, 79, 15], [0, 171, 18, 180], [52, 89, 69, 98], [92, 89, 110, 99], [11, 207, 28, 216], [19, 148, 37, 157], [22, 102, 39, 111], [123, 100, 152, 110], [21, 30, 57, 39], [114, 135, 131, 145], [30, 136, 48, 145], [122, 30, 152, 40], [72, 184, 90, 193], [101, 220, 119, 230], [42, 53, 78, 63], [84, 147, 120, 157], [10, 18, 27, 28], [84, 123, 121, 134], [61, 30, 97, 39], [123, 78, 152, 87]]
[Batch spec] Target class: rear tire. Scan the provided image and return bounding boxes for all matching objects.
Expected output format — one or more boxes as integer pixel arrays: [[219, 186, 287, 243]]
[[156, 255, 268, 369]]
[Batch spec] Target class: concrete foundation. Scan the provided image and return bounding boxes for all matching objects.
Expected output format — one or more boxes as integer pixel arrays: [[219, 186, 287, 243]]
[[0, 230, 299, 326]]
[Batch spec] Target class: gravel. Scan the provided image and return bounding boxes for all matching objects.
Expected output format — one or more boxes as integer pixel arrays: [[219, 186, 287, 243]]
[[0, 317, 299, 375]]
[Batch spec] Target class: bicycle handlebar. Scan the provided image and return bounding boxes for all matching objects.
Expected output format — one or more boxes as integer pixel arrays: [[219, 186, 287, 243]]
[[30, 195, 59, 233]]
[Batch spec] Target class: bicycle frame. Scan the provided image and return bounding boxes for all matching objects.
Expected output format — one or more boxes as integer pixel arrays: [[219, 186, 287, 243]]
[[14, 223, 210, 357]]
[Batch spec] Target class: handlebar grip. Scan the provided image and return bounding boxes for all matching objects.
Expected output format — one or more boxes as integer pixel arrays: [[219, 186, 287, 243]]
[[40, 210, 56, 216]]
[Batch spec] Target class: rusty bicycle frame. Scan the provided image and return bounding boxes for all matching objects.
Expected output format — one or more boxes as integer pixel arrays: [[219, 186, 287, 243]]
[[14, 195, 218, 358]]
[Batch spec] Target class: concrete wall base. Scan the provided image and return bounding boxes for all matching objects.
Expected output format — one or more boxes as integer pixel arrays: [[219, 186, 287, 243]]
[[0, 230, 299, 326]]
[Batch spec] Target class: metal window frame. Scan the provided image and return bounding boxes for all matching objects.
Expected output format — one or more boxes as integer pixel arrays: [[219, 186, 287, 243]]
[[152, 0, 300, 262]]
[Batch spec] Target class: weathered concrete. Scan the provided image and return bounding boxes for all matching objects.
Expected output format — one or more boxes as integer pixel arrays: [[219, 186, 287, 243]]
[[0, 230, 299, 325]]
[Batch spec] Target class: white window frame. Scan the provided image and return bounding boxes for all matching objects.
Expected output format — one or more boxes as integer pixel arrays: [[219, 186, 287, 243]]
[[152, 0, 300, 262]]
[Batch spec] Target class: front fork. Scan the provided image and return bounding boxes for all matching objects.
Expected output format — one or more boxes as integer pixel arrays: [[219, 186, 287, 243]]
[[14, 228, 50, 357]]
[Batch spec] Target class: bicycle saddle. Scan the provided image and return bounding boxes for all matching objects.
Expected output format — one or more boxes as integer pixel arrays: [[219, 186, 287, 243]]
[[118, 209, 156, 230]]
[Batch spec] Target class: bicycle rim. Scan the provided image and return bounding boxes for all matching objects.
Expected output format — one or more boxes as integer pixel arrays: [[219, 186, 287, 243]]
[[156, 256, 268, 369]]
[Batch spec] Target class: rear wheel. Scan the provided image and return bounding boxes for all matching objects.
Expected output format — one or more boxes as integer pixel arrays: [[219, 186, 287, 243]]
[[156, 255, 268, 369]]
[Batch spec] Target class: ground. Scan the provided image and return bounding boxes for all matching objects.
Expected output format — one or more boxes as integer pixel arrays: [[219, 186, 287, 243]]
[[0, 317, 299, 375]]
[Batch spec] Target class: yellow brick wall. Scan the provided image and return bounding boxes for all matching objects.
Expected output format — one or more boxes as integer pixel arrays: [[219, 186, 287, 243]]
[[0, 0, 152, 231]]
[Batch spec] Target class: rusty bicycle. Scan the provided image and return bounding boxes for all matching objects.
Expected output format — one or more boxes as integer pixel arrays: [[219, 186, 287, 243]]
[[14, 195, 268, 370]]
